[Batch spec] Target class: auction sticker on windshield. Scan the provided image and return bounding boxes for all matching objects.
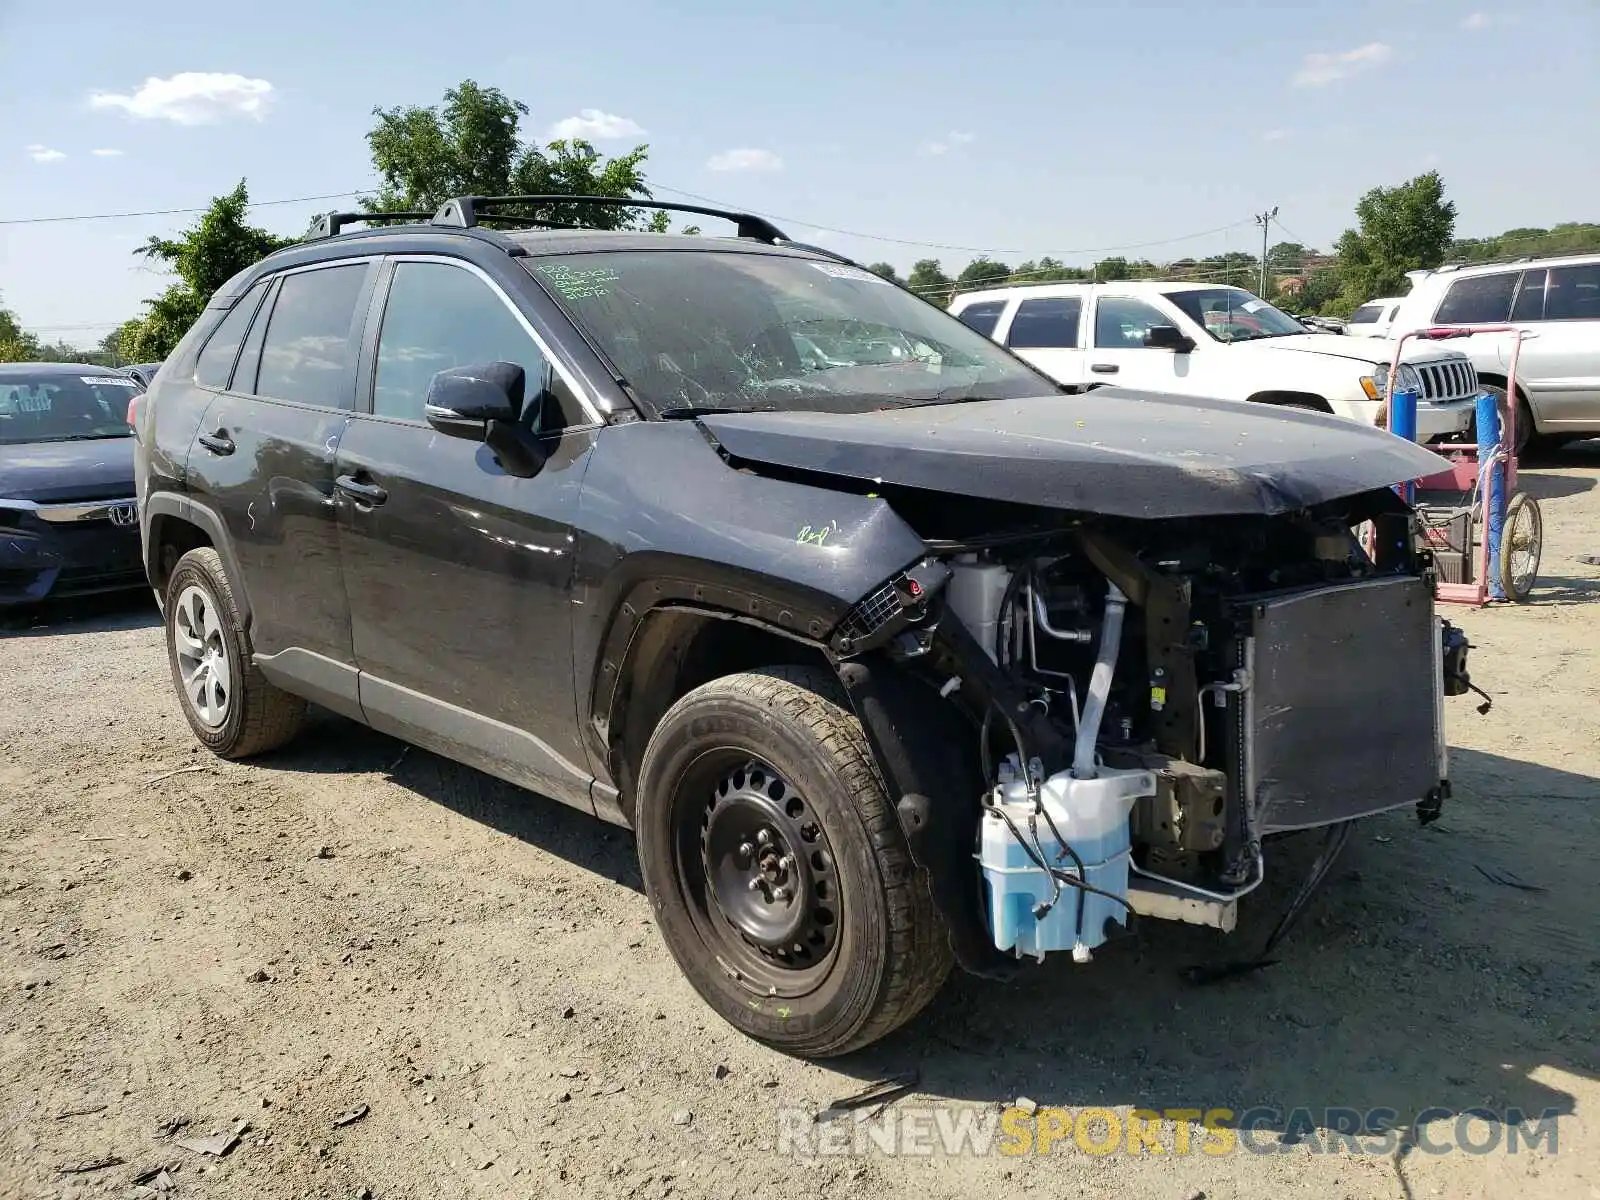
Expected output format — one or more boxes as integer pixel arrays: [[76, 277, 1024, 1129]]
[[810, 263, 892, 285]]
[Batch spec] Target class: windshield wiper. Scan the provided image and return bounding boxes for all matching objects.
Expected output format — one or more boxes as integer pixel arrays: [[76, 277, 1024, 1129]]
[[655, 406, 754, 420]]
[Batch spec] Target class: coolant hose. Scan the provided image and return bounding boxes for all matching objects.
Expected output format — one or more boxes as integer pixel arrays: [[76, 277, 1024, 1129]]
[[1072, 582, 1126, 779]]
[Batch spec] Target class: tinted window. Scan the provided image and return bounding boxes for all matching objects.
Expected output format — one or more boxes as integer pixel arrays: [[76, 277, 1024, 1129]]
[[231, 279, 277, 395], [1434, 272, 1516, 324], [1544, 264, 1600, 321], [1006, 297, 1082, 349], [954, 300, 1006, 337], [194, 281, 267, 389], [374, 262, 556, 425], [1511, 270, 1547, 322], [1348, 303, 1382, 324], [255, 264, 369, 408], [1094, 296, 1171, 348]]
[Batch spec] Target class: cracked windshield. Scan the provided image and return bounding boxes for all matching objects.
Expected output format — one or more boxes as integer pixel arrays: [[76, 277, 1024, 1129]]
[[525, 251, 1049, 416]]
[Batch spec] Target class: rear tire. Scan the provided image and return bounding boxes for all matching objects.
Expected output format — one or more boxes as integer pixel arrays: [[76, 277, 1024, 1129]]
[[634, 666, 952, 1057], [163, 547, 306, 758]]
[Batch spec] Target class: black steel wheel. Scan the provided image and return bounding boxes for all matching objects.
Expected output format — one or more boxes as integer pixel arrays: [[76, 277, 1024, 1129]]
[[634, 666, 952, 1057]]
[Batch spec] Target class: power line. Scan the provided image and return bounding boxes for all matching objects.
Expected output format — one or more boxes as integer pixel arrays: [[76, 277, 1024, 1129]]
[[0, 189, 366, 227]]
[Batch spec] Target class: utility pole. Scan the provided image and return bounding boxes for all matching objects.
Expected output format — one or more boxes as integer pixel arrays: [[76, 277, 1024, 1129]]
[[1255, 207, 1278, 297]]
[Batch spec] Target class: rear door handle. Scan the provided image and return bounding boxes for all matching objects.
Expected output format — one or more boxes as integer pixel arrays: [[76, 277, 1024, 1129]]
[[1089, 363, 1120, 375], [197, 429, 235, 455], [335, 474, 388, 507]]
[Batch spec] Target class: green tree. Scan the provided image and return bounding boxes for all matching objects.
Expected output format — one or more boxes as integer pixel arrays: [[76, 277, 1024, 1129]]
[[364, 79, 659, 230], [907, 259, 954, 305], [1011, 256, 1087, 283], [1334, 170, 1457, 305], [866, 262, 904, 285], [1093, 256, 1131, 282], [1, 296, 41, 362], [121, 181, 294, 361], [955, 258, 1013, 292], [1448, 221, 1600, 263]]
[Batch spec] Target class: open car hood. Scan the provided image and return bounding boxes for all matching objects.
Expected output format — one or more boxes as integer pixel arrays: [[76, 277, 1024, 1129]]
[[698, 389, 1448, 519]]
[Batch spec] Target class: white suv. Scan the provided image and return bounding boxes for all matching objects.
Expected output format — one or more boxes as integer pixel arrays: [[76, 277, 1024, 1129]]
[[1390, 255, 1600, 452], [950, 281, 1480, 443], [1346, 297, 1405, 339]]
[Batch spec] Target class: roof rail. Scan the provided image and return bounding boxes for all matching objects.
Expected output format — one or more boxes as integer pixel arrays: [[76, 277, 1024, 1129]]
[[305, 210, 433, 240], [431, 195, 788, 242], [1434, 254, 1536, 273]]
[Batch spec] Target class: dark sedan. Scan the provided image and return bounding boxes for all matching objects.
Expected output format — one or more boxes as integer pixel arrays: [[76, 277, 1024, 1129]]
[[1, 363, 146, 607], [123, 362, 163, 389]]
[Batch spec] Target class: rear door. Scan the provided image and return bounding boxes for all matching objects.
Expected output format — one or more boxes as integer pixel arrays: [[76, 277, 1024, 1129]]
[[1530, 262, 1600, 429], [1002, 295, 1087, 387], [333, 255, 601, 812], [182, 259, 374, 714]]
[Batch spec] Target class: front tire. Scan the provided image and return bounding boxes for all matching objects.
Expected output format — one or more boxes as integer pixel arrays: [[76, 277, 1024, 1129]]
[[164, 547, 306, 758], [635, 667, 952, 1057]]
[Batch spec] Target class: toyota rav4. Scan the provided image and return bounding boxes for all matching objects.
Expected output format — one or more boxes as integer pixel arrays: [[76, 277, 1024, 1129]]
[[133, 197, 1478, 1057]]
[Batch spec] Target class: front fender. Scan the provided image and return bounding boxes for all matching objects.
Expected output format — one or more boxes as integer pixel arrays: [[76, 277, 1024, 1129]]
[[570, 420, 929, 772]]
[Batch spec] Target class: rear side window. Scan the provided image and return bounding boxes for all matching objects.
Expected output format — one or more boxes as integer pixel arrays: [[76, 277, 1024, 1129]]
[[1433, 272, 1516, 324], [1545, 264, 1600, 321], [1006, 297, 1082, 349], [954, 300, 1006, 337], [1511, 270, 1547, 322], [255, 264, 370, 408], [1348, 303, 1381, 324], [193, 282, 267, 389]]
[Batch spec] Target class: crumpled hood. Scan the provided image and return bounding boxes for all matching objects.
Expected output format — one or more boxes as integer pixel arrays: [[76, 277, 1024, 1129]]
[[699, 389, 1448, 519], [0, 437, 136, 504]]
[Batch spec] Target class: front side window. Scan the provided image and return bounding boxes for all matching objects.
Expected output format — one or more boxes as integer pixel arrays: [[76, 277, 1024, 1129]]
[[953, 300, 1006, 337], [1093, 296, 1173, 348], [523, 252, 1051, 418], [373, 262, 552, 424], [0, 372, 139, 444], [254, 264, 369, 408], [194, 281, 267, 389], [1006, 297, 1082, 349], [1433, 272, 1517, 325], [1348, 303, 1382, 325], [1544, 264, 1600, 321], [1160, 288, 1307, 342]]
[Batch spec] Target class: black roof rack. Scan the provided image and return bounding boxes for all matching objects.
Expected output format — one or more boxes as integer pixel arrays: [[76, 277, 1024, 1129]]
[[430, 195, 788, 242], [305, 210, 433, 240]]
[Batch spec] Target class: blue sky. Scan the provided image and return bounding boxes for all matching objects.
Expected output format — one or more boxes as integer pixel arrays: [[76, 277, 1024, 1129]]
[[2, 0, 1596, 347]]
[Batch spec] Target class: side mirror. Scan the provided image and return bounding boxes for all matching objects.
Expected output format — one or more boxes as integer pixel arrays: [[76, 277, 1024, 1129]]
[[424, 362, 525, 434], [422, 361, 546, 478], [1144, 325, 1195, 353]]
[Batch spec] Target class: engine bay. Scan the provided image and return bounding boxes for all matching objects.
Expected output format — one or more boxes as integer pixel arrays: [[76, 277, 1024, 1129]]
[[829, 493, 1468, 966]]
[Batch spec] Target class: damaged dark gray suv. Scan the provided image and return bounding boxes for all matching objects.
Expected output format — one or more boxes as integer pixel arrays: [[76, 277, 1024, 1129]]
[[132, 196, 1476, 1056]]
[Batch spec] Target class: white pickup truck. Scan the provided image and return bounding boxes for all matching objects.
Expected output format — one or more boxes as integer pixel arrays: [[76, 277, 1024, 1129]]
[[950, 281, 1480, 443]]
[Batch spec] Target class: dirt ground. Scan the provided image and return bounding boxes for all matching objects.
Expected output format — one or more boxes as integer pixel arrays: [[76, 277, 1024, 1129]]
[[3, 444, 1598, 1200]]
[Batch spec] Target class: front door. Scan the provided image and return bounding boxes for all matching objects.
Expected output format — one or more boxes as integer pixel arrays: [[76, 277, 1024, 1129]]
[[1084, 293, 1199, 393], [334, 257, 600, 811], [183, 261, 374, 713]]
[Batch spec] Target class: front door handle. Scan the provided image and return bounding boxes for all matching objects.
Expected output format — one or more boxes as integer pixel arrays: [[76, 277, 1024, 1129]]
[[197, 429, 235, 455], [1089, 363, 1120, 375], [335, 474, 388, 507]]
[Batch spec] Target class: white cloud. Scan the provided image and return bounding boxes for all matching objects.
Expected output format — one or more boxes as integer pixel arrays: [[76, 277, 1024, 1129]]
[[26, 144, 66, 162], [544, 109, 646, 141], [91, 147, 124, 157], [920, 129, 977, 156], [1291, 42, 1394, 87], [706, 147, 783, 173], [1462, 11, 1490, 29], [1262, 129, 1292, 142], [89, 72, 276, 125]]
